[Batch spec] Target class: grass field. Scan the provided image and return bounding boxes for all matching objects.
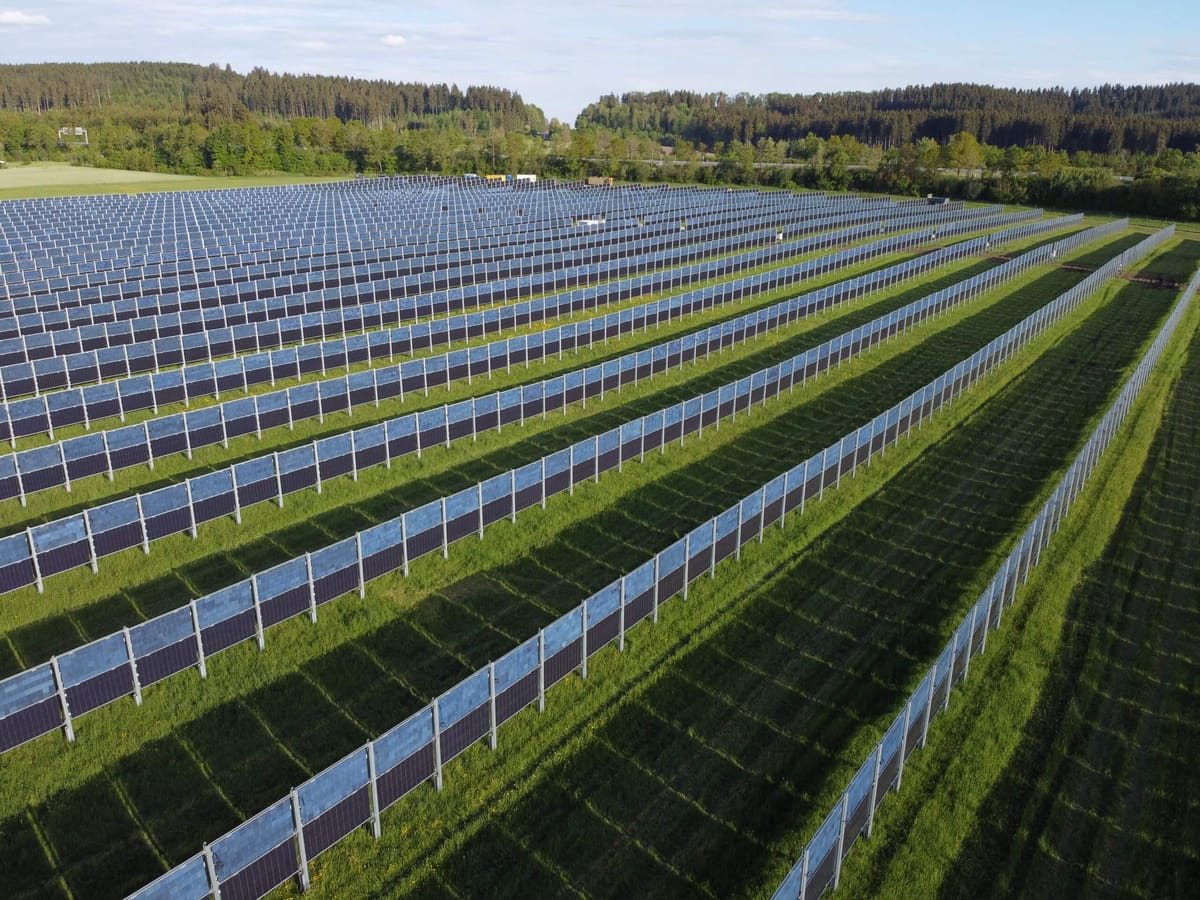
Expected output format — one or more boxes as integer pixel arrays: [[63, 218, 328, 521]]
[[944, 309, 1200, 898], [1, 172, 1195, 900], [0, 226, 1114, 650], [834, 264, 1200, 900], [0, 162, 347, 200], [287, 240, 1197, 900], [0, 223, 1190, 897]]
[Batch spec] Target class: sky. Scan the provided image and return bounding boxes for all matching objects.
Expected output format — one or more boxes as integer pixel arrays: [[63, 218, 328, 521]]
[[1, 0, 1197, 123]]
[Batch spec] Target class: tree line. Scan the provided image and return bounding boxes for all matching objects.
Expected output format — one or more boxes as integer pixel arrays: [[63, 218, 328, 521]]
[[0, 64, 1197, 221], [577, 84, 1200, 155]]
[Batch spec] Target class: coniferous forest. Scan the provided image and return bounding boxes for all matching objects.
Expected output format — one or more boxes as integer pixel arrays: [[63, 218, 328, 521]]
[[1, 63, 1198, 220]]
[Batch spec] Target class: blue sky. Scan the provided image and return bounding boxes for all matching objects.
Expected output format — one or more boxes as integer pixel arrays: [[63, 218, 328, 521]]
[[1, 1, 1196, 123]]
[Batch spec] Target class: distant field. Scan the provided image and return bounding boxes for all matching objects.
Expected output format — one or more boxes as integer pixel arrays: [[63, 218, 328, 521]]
[[0, 162, 346, 199]]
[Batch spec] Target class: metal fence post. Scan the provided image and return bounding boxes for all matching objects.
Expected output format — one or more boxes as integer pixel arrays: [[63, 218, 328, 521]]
[[833, 791, 850, 889], [652, 554, 661, 623], [488, 661, 498, 751], [133, 493, 151, 555], [945, 627, 959, 710], [441, 498, 449, 559], [963, 604, 980, 681], [290, 788, 311, 891], [683, 532, 692, 600], [735, 499, 744, 561], [356, 532, 366, 600], [122, 626, 142, 707], [432, 699, 444, 791], [82, 509, 99, 574], [400, 515, 410, 577], [202, 843, 221, 900], [49, 655, 75, 743], [921, 664, 935, 747], [617, 577, 628, 652], [866, 743, 883, 839], [537, 630, 546, 712], [580, 599, 589, 679], [896, 699, 912, 791], [305, 552, 318, 624], [251, 577, 265, 650], [190, 599, 207, 679]]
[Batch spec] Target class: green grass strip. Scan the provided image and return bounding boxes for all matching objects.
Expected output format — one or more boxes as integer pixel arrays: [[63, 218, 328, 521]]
[[833, 269, 1200, 899], [0, 237, 1173, 899]]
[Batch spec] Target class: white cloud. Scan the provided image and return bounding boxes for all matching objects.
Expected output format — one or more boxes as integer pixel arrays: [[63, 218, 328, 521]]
[[381, 33, 406, 47], [760, 4, 886, 24], [0, 10, 51, 25]]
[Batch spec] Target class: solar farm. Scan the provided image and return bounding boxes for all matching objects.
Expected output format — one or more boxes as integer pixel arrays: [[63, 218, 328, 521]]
[[0, 177, 1197, 900]]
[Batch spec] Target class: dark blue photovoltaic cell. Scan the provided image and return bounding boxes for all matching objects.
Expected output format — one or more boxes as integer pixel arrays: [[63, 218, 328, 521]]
[[359, 520, 401, 559], [0, 532, 36, 593], [544, 448, 570, 479], [315, 432, 352, 465], [57, 633, 127, 688], [405, 501, 441, 538], [587, 582, 621, 626], [512, 461, 540, 493], [439, 668, 488, 729], [196, 580, 254, 631], [416, 405, 446, 437], [276, 444, 316, 475], [544, 607, 583, 656], [30, 516, 87, 554], [140, 481, 188, 521], [597, 429, 619, 456], [494, 638, 538, 693], [741, 490, 763, 524], [298, 749, 369, 824], [30, 516, 89, 577], [130, 606, 194, 661], [625, 561, 654, 601], [444, 487, 478, 523], [0, 663, 57, 721], [659, 538, 687, 578], [255, 557, 307, 604], [305, 534, 354, 580], [374, 707, 434, 774], [211, 798, 293, 882], [191, 469, 234, 504], [385, 414, 416, 448]]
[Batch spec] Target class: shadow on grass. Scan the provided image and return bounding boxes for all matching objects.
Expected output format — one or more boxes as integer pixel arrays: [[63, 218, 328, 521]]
[[933, 323, 1200, 900], [0, 240, 1184, 900], [0, 236, 1134, 675]]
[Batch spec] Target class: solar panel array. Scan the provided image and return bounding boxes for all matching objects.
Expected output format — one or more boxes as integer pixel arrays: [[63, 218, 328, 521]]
[[0, 176, 1139, 899]]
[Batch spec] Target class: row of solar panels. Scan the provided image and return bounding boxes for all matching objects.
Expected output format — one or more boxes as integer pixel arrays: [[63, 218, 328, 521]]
[[0, 200, 963, 354], [0, 266, 1060, 755], [0, 187, 821, 286], [0, 220, 1095, 597], [0, 197, 866, 321], [0, 206, 1033, 413], [5, 214, 1144, 773], [131, 226, 1184, 900], [0, 182, 824, 276], [0, 214, 908, 392], [0, 190, 848, 301], [75, 225, 1182, 900], [0, 213, 1077, 500]]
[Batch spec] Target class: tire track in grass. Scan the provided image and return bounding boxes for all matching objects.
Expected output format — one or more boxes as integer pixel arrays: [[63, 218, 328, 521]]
[[0, 240, 1152, 899], [933, 318, 1200, 900]]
